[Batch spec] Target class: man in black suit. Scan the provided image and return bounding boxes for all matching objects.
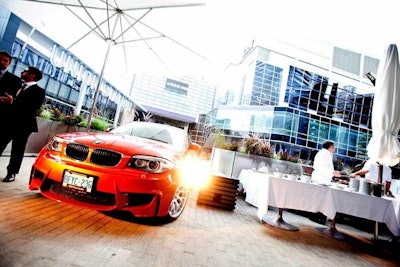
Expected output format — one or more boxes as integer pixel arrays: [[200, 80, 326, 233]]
[[0, 66, 45, 182], [0, 51, 22, 123]]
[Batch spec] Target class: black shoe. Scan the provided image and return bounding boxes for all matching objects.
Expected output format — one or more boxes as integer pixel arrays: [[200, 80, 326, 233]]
[[3, 174, 15, 182]]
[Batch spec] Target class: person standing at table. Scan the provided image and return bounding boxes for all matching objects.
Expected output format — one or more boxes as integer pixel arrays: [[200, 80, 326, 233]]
[[349, 158, 392, 193], [0, 66, 45, 182], [309, 140, 342, 224], [311, 140, 341, 184], [349, 159, 392, 182]]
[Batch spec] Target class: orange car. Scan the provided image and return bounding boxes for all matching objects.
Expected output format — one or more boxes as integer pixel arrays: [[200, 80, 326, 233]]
[[29, 121, 200, 223]]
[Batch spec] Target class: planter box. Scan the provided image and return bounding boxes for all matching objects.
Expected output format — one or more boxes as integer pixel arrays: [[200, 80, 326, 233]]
[[209, 147, 236, 178], [4, 118, 86, 154], [210, 147, 303, 178]]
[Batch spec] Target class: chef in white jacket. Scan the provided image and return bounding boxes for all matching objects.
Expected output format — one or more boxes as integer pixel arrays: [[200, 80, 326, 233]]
[[311, 140, 341, 184]]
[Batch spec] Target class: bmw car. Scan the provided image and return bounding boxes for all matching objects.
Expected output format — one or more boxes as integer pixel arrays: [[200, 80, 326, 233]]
[[29, 121, 201, 223]]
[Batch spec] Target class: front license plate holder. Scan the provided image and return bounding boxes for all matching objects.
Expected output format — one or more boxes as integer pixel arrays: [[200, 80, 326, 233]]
[[62, 170, 94, 193]]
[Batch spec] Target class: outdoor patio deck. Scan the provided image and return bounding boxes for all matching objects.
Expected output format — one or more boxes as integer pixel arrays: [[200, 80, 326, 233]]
[[0, 155, 399, 266]]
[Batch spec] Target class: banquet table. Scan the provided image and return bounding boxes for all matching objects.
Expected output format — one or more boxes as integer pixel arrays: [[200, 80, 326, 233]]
[[238, 169, 400, 237]]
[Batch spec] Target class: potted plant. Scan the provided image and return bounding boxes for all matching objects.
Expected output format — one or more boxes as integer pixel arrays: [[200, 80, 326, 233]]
[[210, 133, 274, 178]]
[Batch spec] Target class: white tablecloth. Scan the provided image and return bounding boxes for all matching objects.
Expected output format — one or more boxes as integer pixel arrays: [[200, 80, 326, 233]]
[[239, 169, 400, 236]]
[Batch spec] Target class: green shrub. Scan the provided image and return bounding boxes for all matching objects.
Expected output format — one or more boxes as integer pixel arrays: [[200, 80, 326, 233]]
[[275, 150, 300, 163], [39, 107, 52, 120], [62, 115, 84, 126], [241, 135, 273, 158], [90, 117, 109, 131], [38, 105, 64, 122], [78, 120, 88, 128], [214, 131, 229, 149], [51, 108, 64, 121], [37, 105, 111, 132], [333, 159, 344, 171], [226, 141, 240, 151]]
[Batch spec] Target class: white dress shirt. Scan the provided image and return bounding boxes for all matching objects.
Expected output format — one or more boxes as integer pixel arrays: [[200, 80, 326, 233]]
[[311, 148, 335, 184], [362, 159, 392, 183]]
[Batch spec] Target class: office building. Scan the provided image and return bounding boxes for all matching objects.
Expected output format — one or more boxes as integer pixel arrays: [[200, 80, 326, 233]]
[[207, 36, 380, 167], [129, 73, 216, 126]]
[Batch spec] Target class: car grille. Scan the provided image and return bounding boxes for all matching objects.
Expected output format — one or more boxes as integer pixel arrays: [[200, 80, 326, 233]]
[[66, 143, 89, 161], [49, 181, 116, 206], [91, 149, 122, 166], [65, 143, 122, 167]]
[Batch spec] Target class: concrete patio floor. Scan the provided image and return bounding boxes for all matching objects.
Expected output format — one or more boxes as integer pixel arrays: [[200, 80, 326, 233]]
[[0, 155, 399, 266]]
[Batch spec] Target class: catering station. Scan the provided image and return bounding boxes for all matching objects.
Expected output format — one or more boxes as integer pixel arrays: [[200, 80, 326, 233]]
[[207, 147, 400, 240], [238, 168, 400, 240]]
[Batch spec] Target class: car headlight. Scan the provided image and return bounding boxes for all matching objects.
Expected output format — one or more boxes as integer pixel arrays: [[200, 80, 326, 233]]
[[128, 155, 175, 173], [47, 137, 65, 152]]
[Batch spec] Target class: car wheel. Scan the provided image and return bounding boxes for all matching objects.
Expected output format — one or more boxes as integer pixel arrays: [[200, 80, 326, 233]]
[[164, 184, 189, 222]]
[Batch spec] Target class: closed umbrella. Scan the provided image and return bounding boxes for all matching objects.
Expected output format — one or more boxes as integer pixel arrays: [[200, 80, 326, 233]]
[[366, 43, 400, 241], [367, 44, 400, 175], [2, 0, 206, 130]]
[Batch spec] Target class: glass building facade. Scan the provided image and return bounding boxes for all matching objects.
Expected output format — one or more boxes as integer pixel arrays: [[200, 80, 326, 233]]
[[242, 61, 283, 106], [130, 73, 216, 124], [0, 11, 134, 125], [6, 40, 133, 124], [208, 43, 380, 167]]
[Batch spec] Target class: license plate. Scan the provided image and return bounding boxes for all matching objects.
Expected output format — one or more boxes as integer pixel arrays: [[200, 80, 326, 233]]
[[62, 170, 94, 193]]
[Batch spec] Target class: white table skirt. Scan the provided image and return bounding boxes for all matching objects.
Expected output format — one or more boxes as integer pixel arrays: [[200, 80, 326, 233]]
[[239, 169, 400, 236]]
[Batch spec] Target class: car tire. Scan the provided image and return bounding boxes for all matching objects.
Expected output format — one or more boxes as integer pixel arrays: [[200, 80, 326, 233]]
[[162, 184, 189, 223]]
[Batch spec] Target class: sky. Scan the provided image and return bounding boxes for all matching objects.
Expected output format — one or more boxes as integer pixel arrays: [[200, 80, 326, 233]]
[[1, 0, 399, 94]]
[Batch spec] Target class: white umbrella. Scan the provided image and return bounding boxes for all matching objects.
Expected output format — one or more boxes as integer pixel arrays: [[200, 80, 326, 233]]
[[367, 43, 400, 176], [366, 44, 400, 241], [2, 0, 207, 130]]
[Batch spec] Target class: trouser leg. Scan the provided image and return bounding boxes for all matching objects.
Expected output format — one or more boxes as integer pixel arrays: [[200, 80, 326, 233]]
[[7, 131, 31, 175], [0, 131, 13, 156]]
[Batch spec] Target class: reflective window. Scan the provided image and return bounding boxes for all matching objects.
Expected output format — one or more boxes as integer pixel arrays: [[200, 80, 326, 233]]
[[68, 89, 79, 104], [58, 84, 70, 101], [329, 124, 338, 143], [348, 129, 358, 151], [308, 119, 319, 142], [46, 78, 60, 97], [251, 61, 283, 106], [338, 127, 349, 150], [272, 111, 287, 135], [319, 122, 329, 143]]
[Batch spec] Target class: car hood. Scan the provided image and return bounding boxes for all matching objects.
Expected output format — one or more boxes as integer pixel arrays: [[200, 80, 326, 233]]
[[58, 132, 183, 161]]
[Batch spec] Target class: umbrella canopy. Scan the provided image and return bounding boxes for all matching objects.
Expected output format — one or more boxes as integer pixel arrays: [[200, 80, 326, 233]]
[[367, 44, 400, 171], [2, 0, 207, 129]]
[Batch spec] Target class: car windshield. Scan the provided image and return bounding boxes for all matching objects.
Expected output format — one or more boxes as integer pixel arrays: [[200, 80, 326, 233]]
[[111, 122, 188, 151]]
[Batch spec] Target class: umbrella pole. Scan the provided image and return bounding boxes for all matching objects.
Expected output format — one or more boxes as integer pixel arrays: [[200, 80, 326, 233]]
[[378, 163, 383, 184], [86, 41, 112, 132], [373, 164, 383, 241]]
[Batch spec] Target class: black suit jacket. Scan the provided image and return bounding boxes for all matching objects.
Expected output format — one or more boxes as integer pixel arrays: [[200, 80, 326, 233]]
[[12, 84, 45, 133], [0, 71, 22, 122], [0, 71, 21, 95]]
